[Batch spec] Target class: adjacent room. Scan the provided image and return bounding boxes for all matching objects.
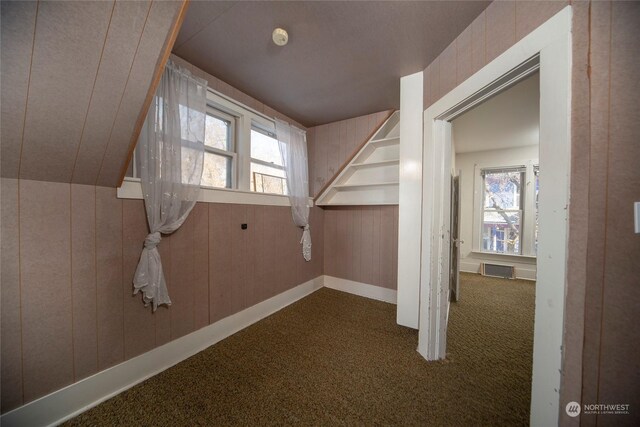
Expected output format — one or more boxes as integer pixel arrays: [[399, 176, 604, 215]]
[[1, 1, 638, 426]]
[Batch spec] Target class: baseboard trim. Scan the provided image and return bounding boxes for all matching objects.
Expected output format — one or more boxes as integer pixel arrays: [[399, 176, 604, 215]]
[[1, 276, 323, 427], [323, 275, 397, 304]]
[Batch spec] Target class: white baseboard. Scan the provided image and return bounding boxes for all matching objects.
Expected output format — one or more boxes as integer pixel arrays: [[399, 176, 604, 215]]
[[1, 277, 323, 427], [323, 275, 397, 304]]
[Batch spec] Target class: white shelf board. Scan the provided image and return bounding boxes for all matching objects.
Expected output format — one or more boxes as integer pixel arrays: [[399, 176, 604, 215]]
[[333, 181, 399, 190], [350, 159, 400, 168]]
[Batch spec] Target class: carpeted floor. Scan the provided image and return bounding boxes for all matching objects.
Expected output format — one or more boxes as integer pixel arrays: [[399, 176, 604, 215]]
[[66, 273, 535, 426]]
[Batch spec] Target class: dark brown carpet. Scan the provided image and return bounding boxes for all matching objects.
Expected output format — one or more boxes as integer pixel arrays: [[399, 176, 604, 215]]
[[65, 273, 535, 426]]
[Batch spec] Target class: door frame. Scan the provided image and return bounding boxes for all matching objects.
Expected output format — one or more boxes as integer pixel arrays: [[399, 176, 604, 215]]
[[417, 7, 572, 426]]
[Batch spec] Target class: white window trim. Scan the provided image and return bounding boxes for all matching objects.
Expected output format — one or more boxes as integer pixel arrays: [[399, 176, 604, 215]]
[[204, 107, 237, 189], [472, 159, 538, 258], [118, 177, 313, 207], [120, 87, 312, 207]]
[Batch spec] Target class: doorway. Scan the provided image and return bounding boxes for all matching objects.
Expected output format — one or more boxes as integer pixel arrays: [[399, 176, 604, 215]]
[[417, 8, 571, 426]]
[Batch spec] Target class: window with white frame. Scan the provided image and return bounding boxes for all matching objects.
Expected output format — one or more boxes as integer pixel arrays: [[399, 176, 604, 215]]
[[250, 126, 287, 195], [127, 89, 292, 197], [474, 162, 539, 257], [481, 167, 525, 255], [202, 107, 236, 189]]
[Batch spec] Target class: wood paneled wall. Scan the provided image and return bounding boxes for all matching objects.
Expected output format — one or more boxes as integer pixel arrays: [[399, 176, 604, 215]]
[[324, 206, 398, 290], [0, 1, 185, 187], [306, 111, 393, 198], [570, 2, 640, 426], [421, 1, 640, 424], [0, 178, 324, 412], [306, 111, 399, 292], [422, 1, 568, 109]]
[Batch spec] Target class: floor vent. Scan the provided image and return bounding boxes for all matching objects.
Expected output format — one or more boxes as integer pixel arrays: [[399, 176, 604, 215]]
[[480, 263, 515, 279]]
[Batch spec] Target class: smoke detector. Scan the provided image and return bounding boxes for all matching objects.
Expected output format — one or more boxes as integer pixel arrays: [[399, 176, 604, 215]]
[[272, 28, 288, 46]]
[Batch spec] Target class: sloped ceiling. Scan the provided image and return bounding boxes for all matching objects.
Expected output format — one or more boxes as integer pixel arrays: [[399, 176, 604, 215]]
[[1, 0, 185, 186], [173, 1, 490, 127]]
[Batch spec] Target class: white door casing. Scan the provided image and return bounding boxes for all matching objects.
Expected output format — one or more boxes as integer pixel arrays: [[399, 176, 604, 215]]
[[417, 6, 572, 427]]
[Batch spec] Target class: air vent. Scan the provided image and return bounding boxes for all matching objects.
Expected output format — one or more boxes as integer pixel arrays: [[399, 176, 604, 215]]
[[480, 262, 515, 279]]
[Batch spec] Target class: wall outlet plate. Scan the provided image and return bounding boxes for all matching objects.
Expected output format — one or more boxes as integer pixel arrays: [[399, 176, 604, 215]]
[[635, 202, 640, 234]]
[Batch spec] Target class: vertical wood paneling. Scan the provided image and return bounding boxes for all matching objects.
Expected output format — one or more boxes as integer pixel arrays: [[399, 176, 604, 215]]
[[581, 2, 611, 412], [561, 2, 591, 422], [122, 199, 155, 359], [484, 1, 516, 64], [70, 184, 98, 380], [456, 24, 473, 85], [243, 206, 258, 308], [230, 204, 248, 312], [348, 208, 362, 282], [20, 180, 73, 401], [169, 211, 196, 340], [19, 1, 113, 182], [306, 127, 317, 198], [263, 206, 280, 300], [324, 209, 337, 277], [0, 179, 23, 411], [423, 64, 433, 110], [0, 1, 37, 178], [209, 203, 233, 323], [97, 1, 183, 186], [439, 41, 457, 96], [470, 11, 487, 77], [515, 1, 568, 42], [327, 122, 340, 179], [379, 206, 396, 289], [95, 187, 124, 370], [370, 207, 382, 287], [192, 203, 210, 329], [597, 1, 640, 416], [71, 1, 151, 185], [359, 208, 374, 285], [308, 111, 393, 198], [314, 125, 328, 195], [252, 203, 268, 304], [155, 232, 172, 346], [430, 56, 441, 106]]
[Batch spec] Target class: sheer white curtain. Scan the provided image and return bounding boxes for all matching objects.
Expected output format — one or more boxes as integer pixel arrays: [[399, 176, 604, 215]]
[[276, 119, 311, 261], [133, 60, 208, 310]]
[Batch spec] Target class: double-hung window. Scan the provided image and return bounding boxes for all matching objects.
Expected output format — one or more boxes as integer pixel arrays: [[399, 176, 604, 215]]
[[250, 126, 287, 195], [481, 167, 525, 255], [202, 108, 236, 189]]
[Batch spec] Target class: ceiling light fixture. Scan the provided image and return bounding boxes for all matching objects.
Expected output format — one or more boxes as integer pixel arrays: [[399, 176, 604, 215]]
[[272, 28, 288, 46]]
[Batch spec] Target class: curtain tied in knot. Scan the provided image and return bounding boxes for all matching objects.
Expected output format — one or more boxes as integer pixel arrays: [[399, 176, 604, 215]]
[[300, 225, 311, 262], [144, 232, 162, 250]]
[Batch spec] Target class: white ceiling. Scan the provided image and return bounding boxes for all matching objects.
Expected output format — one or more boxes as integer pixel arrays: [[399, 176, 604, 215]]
[[452, 72, 540, 154]]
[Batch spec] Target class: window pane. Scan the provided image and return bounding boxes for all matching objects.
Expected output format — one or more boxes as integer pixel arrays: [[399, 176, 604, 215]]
[[482, 210, 521, 254], [202, 152, 231, 188], [250, 162, 287, 195], [205, 114, 230, 150], [483, 171, 522, 210], [251, 129, 283, 166]]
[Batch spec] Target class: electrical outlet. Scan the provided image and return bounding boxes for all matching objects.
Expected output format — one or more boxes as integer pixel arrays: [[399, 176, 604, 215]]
[[635, 202, 640, 234]]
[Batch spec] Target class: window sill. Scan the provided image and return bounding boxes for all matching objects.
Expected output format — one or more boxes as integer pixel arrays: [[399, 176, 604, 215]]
[[470, 250, 537, 261], [117, 178, 313, 207]]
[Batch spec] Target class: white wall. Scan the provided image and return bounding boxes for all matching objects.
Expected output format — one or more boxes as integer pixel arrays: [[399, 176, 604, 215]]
[[451, 74, 539, 280]]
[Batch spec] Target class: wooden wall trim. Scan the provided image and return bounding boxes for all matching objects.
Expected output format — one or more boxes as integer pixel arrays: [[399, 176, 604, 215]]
[[117, 0, 190, 186], [313, 110, 395, 201]]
